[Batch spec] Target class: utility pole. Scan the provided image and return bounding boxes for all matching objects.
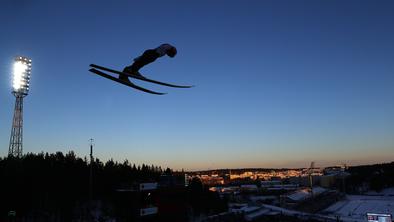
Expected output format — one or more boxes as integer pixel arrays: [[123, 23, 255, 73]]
[[308, 161, 315, 198], [89, 139, 94, 214], [341, 163, 347, 193]]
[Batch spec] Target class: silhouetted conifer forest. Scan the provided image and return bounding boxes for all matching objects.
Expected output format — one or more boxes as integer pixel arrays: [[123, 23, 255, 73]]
[[346, 162, 394, 193], [0, 151, 167, 221]]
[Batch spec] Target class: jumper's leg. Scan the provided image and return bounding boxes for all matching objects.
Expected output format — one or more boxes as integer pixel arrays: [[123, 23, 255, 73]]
[[121, 50, 160, 81]]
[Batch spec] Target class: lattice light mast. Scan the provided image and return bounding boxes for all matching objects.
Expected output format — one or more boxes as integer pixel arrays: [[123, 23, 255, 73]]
[[8, 56, 32, 157]]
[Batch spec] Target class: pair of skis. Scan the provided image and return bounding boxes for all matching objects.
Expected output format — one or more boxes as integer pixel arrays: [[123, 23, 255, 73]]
[[89, 64, 192, 95]]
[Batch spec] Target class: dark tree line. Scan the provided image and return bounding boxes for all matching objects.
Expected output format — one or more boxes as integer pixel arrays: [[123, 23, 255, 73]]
[[188, 177, 228, 217], [0, 151, 166, 221], [345, 161, 394, 193]]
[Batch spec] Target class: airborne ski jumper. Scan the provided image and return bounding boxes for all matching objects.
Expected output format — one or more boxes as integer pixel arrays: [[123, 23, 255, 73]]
[[89, 43, 192, 95], [121, 43, 177, 82]]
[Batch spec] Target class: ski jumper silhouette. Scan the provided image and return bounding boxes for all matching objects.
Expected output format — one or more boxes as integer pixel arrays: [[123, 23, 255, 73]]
[[121, 43, 177, 83]]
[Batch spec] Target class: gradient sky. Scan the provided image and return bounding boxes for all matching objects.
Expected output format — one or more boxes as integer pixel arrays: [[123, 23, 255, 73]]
[[1, 0, 393, 170]]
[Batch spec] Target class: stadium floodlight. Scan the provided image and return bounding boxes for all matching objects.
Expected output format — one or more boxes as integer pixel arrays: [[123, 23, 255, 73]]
[[12, 56, 32, 95], [9, 56, 32, 158]]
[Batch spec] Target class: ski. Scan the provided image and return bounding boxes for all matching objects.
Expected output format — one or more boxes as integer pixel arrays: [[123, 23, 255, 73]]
[[90, 64, 193, 88], [89, 68, 166, 95]]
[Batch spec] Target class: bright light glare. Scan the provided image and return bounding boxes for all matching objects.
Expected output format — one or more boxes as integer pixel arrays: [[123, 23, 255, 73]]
[[13, 61, 28, 90]]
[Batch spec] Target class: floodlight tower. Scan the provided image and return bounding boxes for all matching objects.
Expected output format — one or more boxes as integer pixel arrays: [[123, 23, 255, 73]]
[[8, 56, 32, 158]]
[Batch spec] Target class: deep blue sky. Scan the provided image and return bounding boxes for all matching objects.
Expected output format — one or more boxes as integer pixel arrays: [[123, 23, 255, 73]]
[[1, 0, 393, 170]]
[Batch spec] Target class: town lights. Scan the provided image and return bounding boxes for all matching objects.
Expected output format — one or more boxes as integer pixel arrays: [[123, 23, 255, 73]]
[[12, 56, 32, 95]]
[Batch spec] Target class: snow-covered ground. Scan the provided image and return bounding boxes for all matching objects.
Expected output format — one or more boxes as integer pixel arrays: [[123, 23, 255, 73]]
[[365, 187, 394, 196], [323, 195, 394, 221]]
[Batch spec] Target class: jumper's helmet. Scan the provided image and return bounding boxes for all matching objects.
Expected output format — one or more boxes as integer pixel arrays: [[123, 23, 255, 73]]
[[167, 47, 177, 58]]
